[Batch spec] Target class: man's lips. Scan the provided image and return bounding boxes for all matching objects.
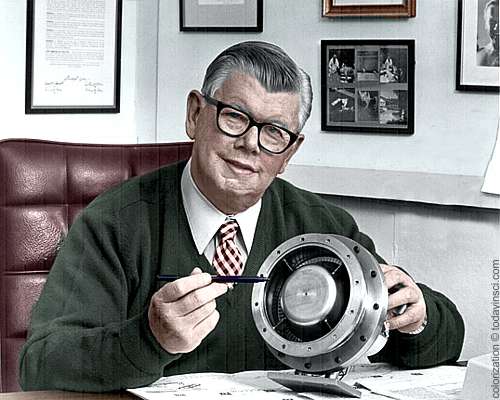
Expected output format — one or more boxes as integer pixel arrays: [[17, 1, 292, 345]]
[[224, 158, 258, 173]]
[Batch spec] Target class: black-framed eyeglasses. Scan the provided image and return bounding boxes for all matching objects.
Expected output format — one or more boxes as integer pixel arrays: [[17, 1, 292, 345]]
[[203, 94, 301, 154]]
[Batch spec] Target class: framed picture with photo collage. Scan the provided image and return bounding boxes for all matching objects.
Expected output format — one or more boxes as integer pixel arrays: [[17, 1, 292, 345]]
[[321, 40, 415, 134]]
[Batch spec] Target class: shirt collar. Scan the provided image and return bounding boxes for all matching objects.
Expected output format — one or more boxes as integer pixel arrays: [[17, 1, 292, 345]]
[[181, 159, 262, 255]]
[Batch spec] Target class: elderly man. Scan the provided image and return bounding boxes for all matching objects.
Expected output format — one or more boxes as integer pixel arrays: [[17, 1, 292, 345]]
[[19, 41, 464, 392]]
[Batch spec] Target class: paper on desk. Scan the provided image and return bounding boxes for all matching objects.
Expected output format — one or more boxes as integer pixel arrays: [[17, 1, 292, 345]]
[[127, 368, 394, 400], [482, 120, 500, 195], [128, 371, 294, 400], [355, 365, 466, 400]]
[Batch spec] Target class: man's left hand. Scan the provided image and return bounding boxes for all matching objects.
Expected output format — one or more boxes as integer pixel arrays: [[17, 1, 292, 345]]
[[381, 264, 427, 333]]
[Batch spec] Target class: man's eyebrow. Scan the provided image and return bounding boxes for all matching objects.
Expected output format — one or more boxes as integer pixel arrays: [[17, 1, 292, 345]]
[[229, 101, 291, 130]]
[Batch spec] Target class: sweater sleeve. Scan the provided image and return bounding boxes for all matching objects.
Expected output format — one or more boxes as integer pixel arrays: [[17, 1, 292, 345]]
[[18, 206, 180, 392], [369, 283, 465, 368]]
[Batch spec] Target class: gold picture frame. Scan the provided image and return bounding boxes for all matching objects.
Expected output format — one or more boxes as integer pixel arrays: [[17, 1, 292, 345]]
[[323, 0, 416, 18]]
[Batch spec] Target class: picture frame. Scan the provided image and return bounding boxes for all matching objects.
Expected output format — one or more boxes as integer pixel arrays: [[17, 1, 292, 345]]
[[323, 0, 416, 18], [179, 0, 263, 32], [456, 0, 499, 92], [321, 39, 415, 135], [25, 0, 122, 114]]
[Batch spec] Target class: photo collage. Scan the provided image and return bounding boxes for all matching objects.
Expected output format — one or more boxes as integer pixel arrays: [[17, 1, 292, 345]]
[[325, 44, 411, 132]]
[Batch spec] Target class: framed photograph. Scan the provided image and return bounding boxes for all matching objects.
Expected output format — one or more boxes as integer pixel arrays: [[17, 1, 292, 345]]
[[180, 0, 263, 32], [323, 0, 416, 18], [456, 0, 499, 92], [25, 0, 122, 114], [321, 39, 415, 134]]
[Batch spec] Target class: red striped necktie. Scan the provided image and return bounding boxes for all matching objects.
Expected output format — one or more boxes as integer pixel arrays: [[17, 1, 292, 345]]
[[212, 220, 243, 276]]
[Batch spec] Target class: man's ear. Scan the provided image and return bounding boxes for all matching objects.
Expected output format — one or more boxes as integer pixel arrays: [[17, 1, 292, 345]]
[[185, 90, 204, 140], [279, 134, 304, 174]]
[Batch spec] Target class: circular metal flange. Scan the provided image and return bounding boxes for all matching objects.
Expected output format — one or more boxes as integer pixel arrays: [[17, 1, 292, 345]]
[[251, 233, 388, 373]]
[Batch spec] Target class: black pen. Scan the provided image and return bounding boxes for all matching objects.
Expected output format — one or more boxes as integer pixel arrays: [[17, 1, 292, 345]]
[[156, 274, 268, 284]]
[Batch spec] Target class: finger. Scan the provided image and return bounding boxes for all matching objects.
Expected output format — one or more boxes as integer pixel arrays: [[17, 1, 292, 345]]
[[379, 264, 392, 273], [193, 309, 220, 339], [174, 283, 228, 316], [388, 286, 420, 310], [182, 299, 217, 326], [383, 269, 406, 290], [156, 270, 212, 302], [386, 304, 424, 331], [380, 265, 405, 289]]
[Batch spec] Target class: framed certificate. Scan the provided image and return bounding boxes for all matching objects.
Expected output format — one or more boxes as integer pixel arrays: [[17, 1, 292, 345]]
[[25, 0, 122, 113]]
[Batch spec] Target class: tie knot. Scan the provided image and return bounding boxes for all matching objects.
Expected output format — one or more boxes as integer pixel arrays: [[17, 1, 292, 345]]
[[218, 220, 238, 242]]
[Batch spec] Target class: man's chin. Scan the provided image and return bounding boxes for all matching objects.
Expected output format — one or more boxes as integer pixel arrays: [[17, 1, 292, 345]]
[[219, 183, 265, 210], [224, 184, 262, 199]]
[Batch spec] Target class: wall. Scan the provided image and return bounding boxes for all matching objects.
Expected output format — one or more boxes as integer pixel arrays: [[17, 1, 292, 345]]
[[0, 0, 158, 143], [157, 0, 499, 178]]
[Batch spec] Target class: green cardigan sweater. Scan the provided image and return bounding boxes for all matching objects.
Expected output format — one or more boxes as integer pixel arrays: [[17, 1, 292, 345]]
[[19, 162, 464, 392]]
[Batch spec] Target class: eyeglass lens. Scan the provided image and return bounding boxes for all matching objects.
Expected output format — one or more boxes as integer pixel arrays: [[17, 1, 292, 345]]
[[218, 107, 290, 153]]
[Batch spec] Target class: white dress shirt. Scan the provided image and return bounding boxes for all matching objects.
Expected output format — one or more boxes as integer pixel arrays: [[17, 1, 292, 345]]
[[181, 159, 262, 272]]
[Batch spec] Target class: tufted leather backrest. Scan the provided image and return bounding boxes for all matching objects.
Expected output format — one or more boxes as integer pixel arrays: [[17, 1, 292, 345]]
[[0, 139, 193, 392]]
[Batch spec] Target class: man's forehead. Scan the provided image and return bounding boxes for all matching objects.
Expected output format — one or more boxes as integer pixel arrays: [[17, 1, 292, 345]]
[[219, 71, 288, 93], [217, 73, 299, 106]]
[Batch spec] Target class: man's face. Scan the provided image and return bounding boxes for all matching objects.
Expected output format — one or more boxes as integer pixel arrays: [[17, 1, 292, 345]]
[[485, 4, 499, 49], [186, 72, 303, 214]]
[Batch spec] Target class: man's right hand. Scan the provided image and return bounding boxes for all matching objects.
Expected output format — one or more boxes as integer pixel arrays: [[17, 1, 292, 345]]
[[148, 267, 228, 354]]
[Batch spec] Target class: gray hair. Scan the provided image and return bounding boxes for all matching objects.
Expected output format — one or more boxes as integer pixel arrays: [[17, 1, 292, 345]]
[[201, 41, 313, 132]]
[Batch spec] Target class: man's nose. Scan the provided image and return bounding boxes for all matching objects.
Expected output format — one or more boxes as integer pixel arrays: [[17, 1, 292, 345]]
[[234, 125, 260, 153]]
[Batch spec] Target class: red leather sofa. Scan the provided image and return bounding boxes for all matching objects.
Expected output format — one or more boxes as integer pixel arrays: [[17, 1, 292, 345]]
[[0, 139, 193, 392]]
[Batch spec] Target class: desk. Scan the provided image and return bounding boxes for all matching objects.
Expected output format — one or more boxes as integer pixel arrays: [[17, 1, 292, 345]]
[[0, 364, 467, 400], [0, 392, 135, 400]]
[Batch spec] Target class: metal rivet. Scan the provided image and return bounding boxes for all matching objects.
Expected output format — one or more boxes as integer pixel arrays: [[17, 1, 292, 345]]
[[282, 344, 286, 349], [354, 246, 360, 253], [371, 270, 377, 278], [335, 356, 342, 363], [360, 335, 366, 342], [254, 302, 259, 307], [373, 303, 379, 310], [263, 328, 267, 333], [304, 362, 312, 369]]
